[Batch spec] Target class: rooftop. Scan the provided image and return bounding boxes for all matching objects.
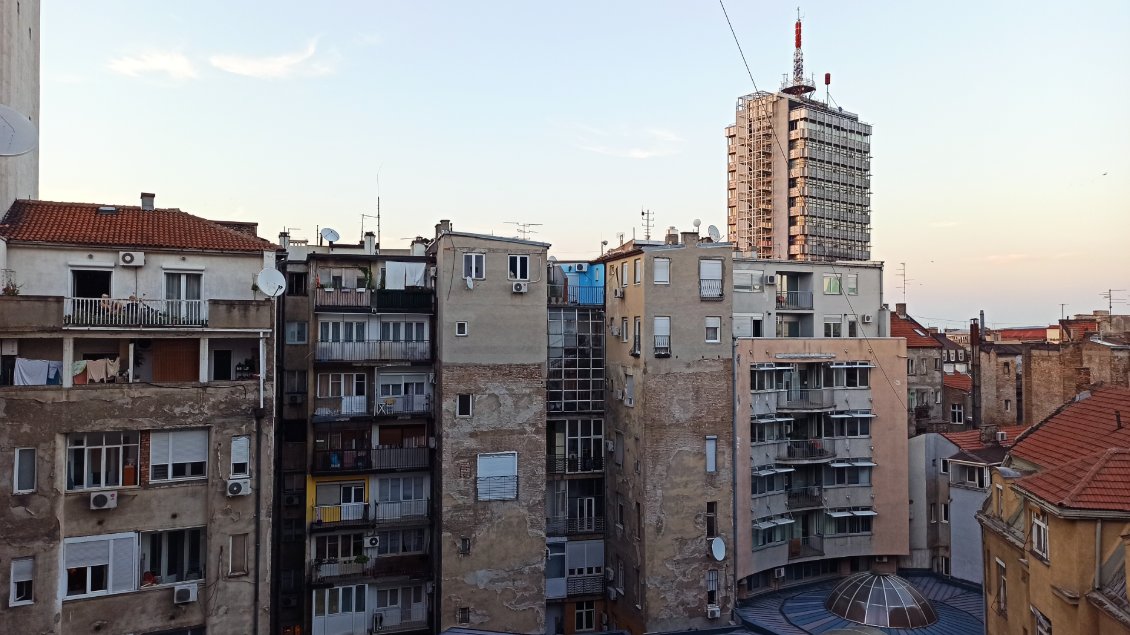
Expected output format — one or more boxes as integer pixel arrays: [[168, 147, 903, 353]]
[[0, 199, 275, 253], [990, 326, 1055, 342], [890, 313, 943, 348], [943, 424, 1027, 452], [1013, 448, 1130, 513], [1009, 386, 1130, 470], [942, 373, 972, 393]]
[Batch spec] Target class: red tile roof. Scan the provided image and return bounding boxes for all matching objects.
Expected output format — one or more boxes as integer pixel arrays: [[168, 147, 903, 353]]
[[993, 327, 1053, 342], [943, 424, 1028, 452], [1014, 449, 1130, 512], [0, 200, 275, 253], [890, 313, 943, 348], [1009, 386, 1130, 470], [943, 373, 972, 392]]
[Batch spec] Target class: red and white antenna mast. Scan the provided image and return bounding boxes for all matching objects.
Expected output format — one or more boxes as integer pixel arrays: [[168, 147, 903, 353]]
[[782, 8, 815, 96]]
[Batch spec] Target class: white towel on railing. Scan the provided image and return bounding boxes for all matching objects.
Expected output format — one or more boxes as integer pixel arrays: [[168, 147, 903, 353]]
[[14, 358, 50, 385], [86, 358, 109, 383]]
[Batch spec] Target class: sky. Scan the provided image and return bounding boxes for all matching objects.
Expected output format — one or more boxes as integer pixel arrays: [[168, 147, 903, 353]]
[[37, 1, 1130, 329]]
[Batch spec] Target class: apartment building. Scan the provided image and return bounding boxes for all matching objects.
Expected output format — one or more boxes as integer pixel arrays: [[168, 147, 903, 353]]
[[0, 197, 276, 635], [890, 304, 943, 435], [275, 230, 435, 635], [942, 372, 973, 427], [1022, 319, 1129, 426], [977, 343, 1023, 427], [733, 262, 909, 597], [598, 230, 735, 634], [979, 386, 1130, 635]]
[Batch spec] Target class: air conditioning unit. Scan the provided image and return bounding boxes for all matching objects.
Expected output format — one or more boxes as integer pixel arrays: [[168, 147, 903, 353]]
[[615, 389, 624, 400], [282, 494, 301, 507], [613, 288, 624, 299], [286, 394, 306, 405], [512, 281, 529, 294], [605, 568, 615, 581], [874, 556, 889, 563], [861, 314, 874, 324], [173, 583, 198, 604], [607, 587, 618, 601], [90, 491, 118, 510], [995, 431, 1008, 442], [118, 251, 145, 267], [226, 478, 252, 497], [773, 567, 786, 579], [625, 397, 634, 407], [574, 263, 588, 273], [606, 440, 615, 453], [365, 534, 381, 548], [706, 605, 722, 619], [610, 326, 621, 337], [764, 275, 777, 285]]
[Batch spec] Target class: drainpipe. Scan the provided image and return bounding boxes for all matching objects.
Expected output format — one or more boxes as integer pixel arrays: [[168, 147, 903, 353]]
[[252, 403, 265, 635], [1095, 519, 1102, 590], [730, 337, 740, 616]]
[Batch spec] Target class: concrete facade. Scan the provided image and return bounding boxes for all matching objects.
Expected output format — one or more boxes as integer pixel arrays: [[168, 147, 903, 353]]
[[904, 433, 957, 572], [1023, 339, 1130, 426], [0, 0, 39, 213], [978, 344, 1023, 427]]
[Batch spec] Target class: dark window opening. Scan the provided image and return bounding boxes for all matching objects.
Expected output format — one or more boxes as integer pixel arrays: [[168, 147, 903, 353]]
[[72, 270, 112, 298]]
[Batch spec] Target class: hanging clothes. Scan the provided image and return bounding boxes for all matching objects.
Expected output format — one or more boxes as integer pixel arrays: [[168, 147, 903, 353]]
[[86, 358, 109, 383], [14, 358, 50, 385], [106, 357, 120, 380], [46, 361, 63, 385]]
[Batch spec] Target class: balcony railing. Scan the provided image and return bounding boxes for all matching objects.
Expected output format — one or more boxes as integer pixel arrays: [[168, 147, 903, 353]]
[[64, 297, 207, 327], [313, 395, 373, 418], [787, 486, 824, 510], [654, 335, 671, 358], [310, 559, 372, 582], [780, 388, 832, 410], [777, 440, 836, 462], [546, 455, 605, 475], [775, 290, 814, 310], [312, 502, 370, 528], [546, 516, 605, 536], [312, 447, 430, 473], [548, 283, 605, 306], [373, 289, 433, 313], [565, 574, 604, 597], [315, 340, 431, 363], [789, 535, 824, 560], [375, 394, 432, 417], [699, 279, 723, 299], [373, 498, 429, 522], [315, 288, 371, 308], [371, 606, 429, 633]]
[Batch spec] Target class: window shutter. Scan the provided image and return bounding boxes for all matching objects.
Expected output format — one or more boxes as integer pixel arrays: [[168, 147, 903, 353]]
[[476, 452, 517, 478], [66, 539, 110, 568], [11, 558, 33, 582], [171, 430, 208, 464], [733, 316, 753, 338], [653, 258, 670, 283], [699, 259, 722, 279], [109, 536, 137, 593], [653, 317, 670, 337], [150, 432, 171, 467], [231, 436, 250, 470]]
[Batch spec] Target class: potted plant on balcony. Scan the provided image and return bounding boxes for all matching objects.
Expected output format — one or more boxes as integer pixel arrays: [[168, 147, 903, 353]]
[[1, 269, 21, 296]]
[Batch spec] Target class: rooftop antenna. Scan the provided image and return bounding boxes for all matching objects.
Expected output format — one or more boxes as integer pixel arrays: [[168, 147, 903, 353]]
[[781, 8, 815, 96], [897, 262, 914, 304], [1100, 289, 1126, 314], [641, 208, 655, 241], [320, 227, 341, 249], [506, 222, 543, 240], [361, 213, 379, 240]]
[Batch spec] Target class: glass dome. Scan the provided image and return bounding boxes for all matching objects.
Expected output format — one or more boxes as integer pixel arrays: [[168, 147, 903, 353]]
[[824, 572, 939, 628]]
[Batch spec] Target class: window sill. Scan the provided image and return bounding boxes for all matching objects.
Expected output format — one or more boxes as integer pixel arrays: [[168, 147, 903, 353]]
[[1028, 550, 1050, 566], [8, 600, 34, 607], [67, 485, 140, 494], [148, 477, 208, 486]]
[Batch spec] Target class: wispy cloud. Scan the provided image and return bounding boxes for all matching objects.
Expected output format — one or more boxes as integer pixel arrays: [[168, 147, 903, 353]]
[[209, 39, 336, 79], [982, 253, 1030, 263], [567, 125, 683, 160], [108, 51, 197, 80], [928, 220, 959, 229]]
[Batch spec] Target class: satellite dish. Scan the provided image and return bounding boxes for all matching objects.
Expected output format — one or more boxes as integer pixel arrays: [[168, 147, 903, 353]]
[[256, 268, 286, 297], [710, 536, 726, 561], [465, 276, 474, 290], [692, 218, 702, 229], [320, 227, 341, 244], [707, 225, 721, 242], [0, 104, 38, 157]]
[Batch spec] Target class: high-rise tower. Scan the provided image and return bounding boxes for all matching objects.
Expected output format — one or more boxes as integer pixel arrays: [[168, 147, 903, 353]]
[[726, 16, 872, 261], [1, 0, 40, 213]]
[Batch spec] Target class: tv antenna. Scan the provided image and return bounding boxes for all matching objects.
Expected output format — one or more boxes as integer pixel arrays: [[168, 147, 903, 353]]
[[897, 262, 914, 304], [1100, 289, 1126, 314], [361, 213, 379, 241], [640, 208, 655, 241], [506, 222, 542, 240]]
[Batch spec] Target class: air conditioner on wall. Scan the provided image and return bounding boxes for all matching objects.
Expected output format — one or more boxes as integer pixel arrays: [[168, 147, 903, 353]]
[[226, 479, 252, 497], [774, 567, 786, 579], [512, 281, 529, 293], [173, 583, 198, 604], [365, 534, 380, 548], [706, 605, 721, 619], [606, 440, 615, 453], [764, 275, 777, 285], [118, 251, 145, 267], [574, 263, 588, 273], [861, 314, 874, 324], [613, 288, 624, 298], [90, 491, 118, 510], [607, 587, 617, 601]]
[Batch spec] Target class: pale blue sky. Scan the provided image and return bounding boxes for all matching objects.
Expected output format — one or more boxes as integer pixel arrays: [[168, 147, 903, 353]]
[[39, 1, 1130, 328]]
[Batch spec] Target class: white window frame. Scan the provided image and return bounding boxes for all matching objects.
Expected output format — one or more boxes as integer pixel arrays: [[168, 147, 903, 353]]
[[940, 459, 949, 474], [846, 273, 859, 295], [633, 258, 641, 285], [1033, 606, 1051, 635], [230, 435, 250, 478], [285, 321, 308, 344], [705, 436, 717, 473], [66, 431, 140, 491], [14, 447, 36, 494], [823, 273, 842, 295], [10, 557, 33, 606], [653, 258, 670, 285], [229, 533, 249, 576], [1032, 508, 1049, 559], [620, 317, 629, 343], [507, 254, 529, 281], [942, 502, 950, 523], [476, 451, 518, 501], [950, 403, 964, 424], [455, 321, 469, 337], [456, 394, 473, 417], [463, 253, 485, 280], [62, 532, 137, 599], [575, 599, 596, 632], [705, 316, 721, 343], [150, 429, 209, 483], [996, 558, 1007, 614], [141, 527, 206, 585]]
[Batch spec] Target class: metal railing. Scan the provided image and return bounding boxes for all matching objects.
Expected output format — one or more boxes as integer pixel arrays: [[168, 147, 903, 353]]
[[374, 289, 433, 312], [310, 559, 372, 581], [476, 475, 518, 501], [375, 394, 432, 417], [699, 279, 724, 299], [64, 297, 207, 327], [315, 340, 431, 363], [775, 290, 814, 310], [566, 574, 605, 596], [311, 447, 429, 473], [780, 388, 832, 410], [546, 516, 606, 536], [787, 486, 824, 510], [630, 335, 641, 357], [370, 606, 428, 633], [789, 535, 825, 559], [546, 455, 605, 474], [373, 498, 429, 522], [548, 283, 605, 306], [312, 502, 369, 527], [778, 440, 835, 462], [313, 395, 373, 418], [654, 335, 671, 357]]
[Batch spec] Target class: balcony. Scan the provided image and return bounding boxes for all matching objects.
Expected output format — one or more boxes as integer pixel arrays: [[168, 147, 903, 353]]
[[787, 486, 824, 510], [788, 535, 824, 560], [565, 574, 604, 597], [314, 288, 371, 310], [310, 559, 372, 582], [775, 290, 814, 310], [374, 289, 434, 313], [315, 340, 431, 363], [313, 395, 373, 419], [310, 499, 429, 530], [699, 279, 723, 299], [312, 447, 430, 474], [546, 455, 605, 475], [546, 516, 605, 536], [779, 388, 833, 411], [64, 297, 207, 327], [373, 499, 430, 523], [371, 606, 429, 633], [653, 335, 671, 358], [312, 502, 370, 529], [548, 283, 604, 306], [777, 440, 836, 463], [375, 394, 432, 417]]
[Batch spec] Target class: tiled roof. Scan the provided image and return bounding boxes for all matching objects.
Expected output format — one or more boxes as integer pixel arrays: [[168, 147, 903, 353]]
[[993, 327, 1053, 342], [943, 424, 1027, 453], [890, 313, 943, 348], [1014, 449, 1130, 512], [0, 199, 275, 252], [943, 373, 972, 393], [948, 446, 1010, 465], [935, 334, 964, 350], [1009, 386, 1130, 470]]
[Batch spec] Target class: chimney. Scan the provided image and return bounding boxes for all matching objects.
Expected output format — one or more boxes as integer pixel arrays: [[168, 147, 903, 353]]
[[664, 226, 679, 245], [896, 303, 907, 317], [140, 192, 155, 211], [435, 220, 452, 239], [411, 236, 428, 257], [680, 231, 699, 246], [363, 231, 376, 255], [278, 231, 290, 251]]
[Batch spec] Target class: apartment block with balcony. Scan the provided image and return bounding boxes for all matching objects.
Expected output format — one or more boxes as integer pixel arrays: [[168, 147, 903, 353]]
[[276, 230, 436, 635], [598, 229, 735, 634], [0, 197, 276, 635]]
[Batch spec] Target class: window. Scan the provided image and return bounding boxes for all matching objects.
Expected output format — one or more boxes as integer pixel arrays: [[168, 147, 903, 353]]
[[64, 533, 137, 598], [314, 585, 367, 617], [958, 349, 965, 361], [942, 503, 950, 523], [10, 558, 33, 606], [824, 316, 842, 338], [636, 566, 644, 608], [14, 447, 35, 493], [707, 569, 719, 606], [705, 317, 721, 343], [165, 272, 202, 319], [375, 528, 427, 556], [847, 318, 858, 337], [734, 270, 763, 292], [315, 533, 363, 560], [996, 484, 1004, 517], [929, 503, 937, 523], [1034, 607, 1051, 635], [825, 509, 875, 534], [286, 271, 307, 296], [1032, 508, 1048, 559], [463, 253, 485, 279], [934, 556, 951, 576], [575, 600, 596, 632], [508, 254, 529, 281], [907, 359, 915, 375], [284, 370, 307, 394], [1003, 361, 1011, 377], [230, 436, 250, 477], [632, 317, 641, 355], [614, 432, 624, 466], [457, 607, 470, 624], [456, 394, 473, 417], [616, 494, 625, 528], [935, 390, 942, 404], [654, 316, 671, 355], [653, 258, 670, 284], [706, 502, 717, 538], [995, 559, 1006, 614], [320, 319, 367, 343], [477, 451, 518, 501], [66, 432, 140, 490], [141, 528, 205, 585], [150, 429, 208, 481], [633, 258, 641, 285], [950, 403, 964, 424], [635, 502, 642, 538], [705, 436, 717, 473], [229, 533, 249, 575], [620, 317, 629, 343], [699, 259, 723, 298], [940, 459, 949, 474], [823, 273, 842, 294], [1005, 399, 1011, 412], [845, 274, 858, 295], [455, 321, 469, 337], [285, 321, 308, 344], [620, 262, 628, 288]]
